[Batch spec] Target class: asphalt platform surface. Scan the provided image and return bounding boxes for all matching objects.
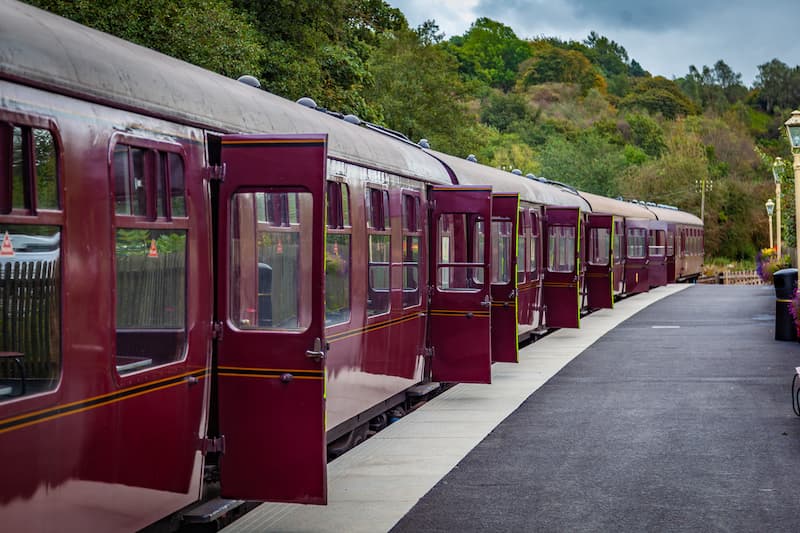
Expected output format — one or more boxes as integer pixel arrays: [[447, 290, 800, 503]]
[[392, 285, 800, 532]]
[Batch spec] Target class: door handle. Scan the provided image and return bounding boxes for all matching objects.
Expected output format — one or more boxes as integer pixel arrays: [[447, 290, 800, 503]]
[[480, 295, 491, 308], [305, 337, 326, 362]]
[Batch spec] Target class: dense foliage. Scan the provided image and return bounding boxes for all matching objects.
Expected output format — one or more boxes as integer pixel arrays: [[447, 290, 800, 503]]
[[25, 0, 800, 262]]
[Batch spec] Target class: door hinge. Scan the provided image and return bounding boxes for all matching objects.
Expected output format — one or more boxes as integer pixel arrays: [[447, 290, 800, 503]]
[[202, 436, 226, 455], [423, 346, 435, 358], [211, 321, 223, 341], [205, 163, 226, 182]]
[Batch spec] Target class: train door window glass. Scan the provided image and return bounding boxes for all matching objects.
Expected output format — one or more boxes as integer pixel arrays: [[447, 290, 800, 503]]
[[366, 187, 390, 316], [437, 213, 485, 291], [325, 182, 351, 325], [229, 191, 311, 331], [402, 193, 421, 308], [627, 228, 646, 259], [589, 227, 610, 266], [648, 230, 665, 257], [614, 224, 622, 262], [11, 127, 27, 210], [0, 225, 62, 400], [547, 225, 575, 273], [492, 220, 512, 284]]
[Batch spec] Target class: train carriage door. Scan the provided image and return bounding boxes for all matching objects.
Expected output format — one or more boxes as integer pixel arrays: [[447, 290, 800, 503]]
[[625, 219, 650, 293], [586, 214, 614, 309], [490, 193, 519, 363], [215, 134, 327, 504], [542, 207, 581, 328], [648, 221, 668, 287], [428, 186, 492, 383]]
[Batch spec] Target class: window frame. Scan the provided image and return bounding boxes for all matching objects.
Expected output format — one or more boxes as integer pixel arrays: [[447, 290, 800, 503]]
[[110, 135, 189, 378]]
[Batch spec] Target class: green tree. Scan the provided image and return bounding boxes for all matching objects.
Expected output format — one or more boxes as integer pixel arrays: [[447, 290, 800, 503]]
[[364, 25, 489, 156], [518, 41, 606, 95], [446, 18, 532, 91], [26, 0, 264, 79], [620, 77, 698, 119]]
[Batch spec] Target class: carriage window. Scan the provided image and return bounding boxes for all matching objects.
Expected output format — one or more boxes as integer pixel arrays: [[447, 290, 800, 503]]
[[648, 230, 665, 257], [326, 182, 351, 325], [2, 124, 60, 213], [589, 227, 610, 266], [666, 231, 675, 256], [614, 226, 622, 262], [530, 216, 539, 280], [627, 228, 646, 259], [0, 119, 62, 401], [230, 191, 311, 331], [113, 142, 189, 374], [492, 220, 512, 284], [367, 187, 390, 316], [437, 213, 485, 291], [114, 144, 186, 219], [547, 225, 575, 273], [402, 193, 421, 308], [517, 213, 526, 283], [0, 225, 61, 400]]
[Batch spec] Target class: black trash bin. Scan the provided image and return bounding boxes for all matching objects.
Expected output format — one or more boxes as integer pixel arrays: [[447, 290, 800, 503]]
[[774, 268, 798, 341]]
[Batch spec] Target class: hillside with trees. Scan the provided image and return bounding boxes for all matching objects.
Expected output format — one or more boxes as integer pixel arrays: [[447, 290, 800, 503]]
[[26, 0, 800, 261]]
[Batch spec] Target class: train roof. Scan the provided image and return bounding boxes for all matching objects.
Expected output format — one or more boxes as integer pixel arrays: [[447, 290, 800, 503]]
[[0, 1, 452, 185], [577, 191, 655, 220], [427, 150, 591, 212], [644, 204, 703, 226]]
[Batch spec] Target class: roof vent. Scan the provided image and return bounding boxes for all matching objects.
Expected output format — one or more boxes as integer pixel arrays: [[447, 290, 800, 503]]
[[343, 114, 361, 125], [297, 97, 318, 109], [466, 154, 478, 163], [419, 139, 430, 149], [526, 173, 536, 180], [537, 176, 548, 183], [237, 75, 261, 88], [511, 169, 522, 175]]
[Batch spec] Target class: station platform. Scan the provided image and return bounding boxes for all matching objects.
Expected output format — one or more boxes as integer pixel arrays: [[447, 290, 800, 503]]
[[223, 284, 800, 532]]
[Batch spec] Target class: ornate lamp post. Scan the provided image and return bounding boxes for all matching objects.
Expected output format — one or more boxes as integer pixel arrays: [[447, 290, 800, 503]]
[[773, 157, 783, 258], [783, 110, 800, 266], [766, 198, 775, 249]]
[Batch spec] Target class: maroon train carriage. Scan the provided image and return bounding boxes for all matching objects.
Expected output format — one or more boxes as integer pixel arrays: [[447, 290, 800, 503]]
[[643, 204, 704, 282], [427, 151, 593, 345], [0, 2, 706, 532], [0, 2, 504, 531]]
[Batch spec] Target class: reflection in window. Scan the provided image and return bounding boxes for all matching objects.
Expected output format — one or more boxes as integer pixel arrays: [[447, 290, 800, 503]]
[[437, 213, 485, 291], [547, 225, 575, 273], [589, 227, 610, 266], [627, 228, 646, 259], [231, 191, 311, 331], [368, 234, 390, 316], [326, 182, 351, 325], [667, 231, 675, 256], [3, 125, 60, 213], [530, 224, 539, 280], [492, 220, 512, 284], [115, 229, 186, 373], [114, 144, 186, 219], [0, 225, 61, 399], [403, 235, 420, 307], [517, 231, 526, 283], [648, 230, 665, 257]]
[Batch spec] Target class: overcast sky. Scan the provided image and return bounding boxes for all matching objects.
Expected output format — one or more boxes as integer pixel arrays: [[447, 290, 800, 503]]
[[387, 0, 799, 86]]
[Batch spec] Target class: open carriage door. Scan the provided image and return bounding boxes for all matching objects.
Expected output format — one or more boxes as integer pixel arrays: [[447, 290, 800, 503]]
[[586, 214, 614, 309], [215, 134, 327, 504], [428, 186, 492, 383], [490, 193, 519, 363], [542, 206, 581, 328]]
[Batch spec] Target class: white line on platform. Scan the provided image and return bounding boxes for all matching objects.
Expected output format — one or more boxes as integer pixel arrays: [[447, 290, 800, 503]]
[[651, 325, 681, 329], [222, 284, 690, 533]]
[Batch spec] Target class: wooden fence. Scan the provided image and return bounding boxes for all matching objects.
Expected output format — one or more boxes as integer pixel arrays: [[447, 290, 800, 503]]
[[698, 270, 764, 285], [0, 259, 60, 382]]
